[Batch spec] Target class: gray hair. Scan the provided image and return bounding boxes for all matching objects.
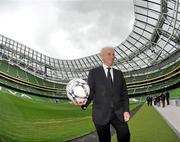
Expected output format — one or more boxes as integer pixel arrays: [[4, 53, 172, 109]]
[[100, 47, 114, 56]]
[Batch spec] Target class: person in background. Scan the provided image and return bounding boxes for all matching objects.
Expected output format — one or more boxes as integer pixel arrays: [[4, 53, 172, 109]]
[[161, 92, 166, 108], [156, 95, 161, 107], [146, 96, 150, 106], [165, 91, 170, 105]]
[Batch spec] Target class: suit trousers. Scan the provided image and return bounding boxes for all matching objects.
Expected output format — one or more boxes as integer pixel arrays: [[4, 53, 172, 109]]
[[94, 111, 130, 142]]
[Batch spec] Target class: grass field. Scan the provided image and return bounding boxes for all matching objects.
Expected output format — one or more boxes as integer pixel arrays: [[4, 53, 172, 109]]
[[0, 91, 94, 142], [0, 90, 141, 142], [1, 87, 179, 142], [170, 88, 180, 97], [112, 104, 180, 142]]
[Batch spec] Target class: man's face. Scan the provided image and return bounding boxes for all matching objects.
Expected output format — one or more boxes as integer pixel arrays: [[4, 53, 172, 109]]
[[101, 48, 115, 66]]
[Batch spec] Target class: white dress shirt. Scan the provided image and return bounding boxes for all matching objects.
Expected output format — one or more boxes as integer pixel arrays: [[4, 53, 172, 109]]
[[102, 64, 114, 81]]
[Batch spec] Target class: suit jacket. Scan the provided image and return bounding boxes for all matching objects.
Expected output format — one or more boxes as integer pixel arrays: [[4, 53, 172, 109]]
[[84, 66, 129, 125]]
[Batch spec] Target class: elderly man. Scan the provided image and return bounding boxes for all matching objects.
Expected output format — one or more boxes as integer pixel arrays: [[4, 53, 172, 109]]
[[79, 47, 130, 142]]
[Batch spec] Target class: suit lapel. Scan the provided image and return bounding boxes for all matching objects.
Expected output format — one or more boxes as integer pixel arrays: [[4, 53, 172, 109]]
[[99, 66, 117, 89], [112, 68, 117, 89], [99, 66, 107, 84], [98, 66, 118, 89]]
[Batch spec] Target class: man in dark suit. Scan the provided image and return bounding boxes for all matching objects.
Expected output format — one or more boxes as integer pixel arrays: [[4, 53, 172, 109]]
[[78, 47, 130, 142], [165, 91, 170, 105]]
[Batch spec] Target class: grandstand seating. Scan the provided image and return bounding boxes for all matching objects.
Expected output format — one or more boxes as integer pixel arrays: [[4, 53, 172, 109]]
[[0, 60, 67, 99], [0, 58, 179, 99], [126, 60, 180, 96]]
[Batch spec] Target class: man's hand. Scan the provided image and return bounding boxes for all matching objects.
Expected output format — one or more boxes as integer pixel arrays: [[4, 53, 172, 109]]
[[124, 112, 130, 122], [72, 98, 87, 106]]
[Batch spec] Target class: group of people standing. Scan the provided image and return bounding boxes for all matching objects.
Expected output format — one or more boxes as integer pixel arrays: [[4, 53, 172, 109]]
[[146, 91, 170, 107]]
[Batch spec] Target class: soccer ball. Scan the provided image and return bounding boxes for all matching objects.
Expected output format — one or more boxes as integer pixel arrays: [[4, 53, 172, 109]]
[[66, 78, 90, 103]]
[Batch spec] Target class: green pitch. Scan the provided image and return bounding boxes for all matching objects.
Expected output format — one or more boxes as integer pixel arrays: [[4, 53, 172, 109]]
[[0, 92, 94, 142], [0, 89, 141, 142], [2, 88, 179, 142], [112, 104, 180, 142]]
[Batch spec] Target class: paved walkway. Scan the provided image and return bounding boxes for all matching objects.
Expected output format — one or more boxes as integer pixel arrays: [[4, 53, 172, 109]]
[[154, 100, 180, 139]]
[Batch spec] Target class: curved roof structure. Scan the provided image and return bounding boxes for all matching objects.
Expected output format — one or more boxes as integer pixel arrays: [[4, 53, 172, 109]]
[[0, 0, 179, 83]]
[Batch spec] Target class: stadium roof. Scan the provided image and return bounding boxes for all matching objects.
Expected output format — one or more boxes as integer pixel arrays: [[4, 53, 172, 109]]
[[0, 0, 180, 83]]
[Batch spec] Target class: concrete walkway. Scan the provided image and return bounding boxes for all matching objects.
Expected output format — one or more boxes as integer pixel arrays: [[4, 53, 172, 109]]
[[154, 100, 180, 139]]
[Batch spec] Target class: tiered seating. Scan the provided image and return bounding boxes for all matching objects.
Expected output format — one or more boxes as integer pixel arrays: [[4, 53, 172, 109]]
[[126, 60, 180, 96], [126, 61, 179, 83], [0, 59, 179, 99], [0, 60, 66, 99]]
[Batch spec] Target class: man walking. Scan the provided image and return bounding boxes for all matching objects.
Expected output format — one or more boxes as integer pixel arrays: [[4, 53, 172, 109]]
[[80, 47, 130, 142]]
